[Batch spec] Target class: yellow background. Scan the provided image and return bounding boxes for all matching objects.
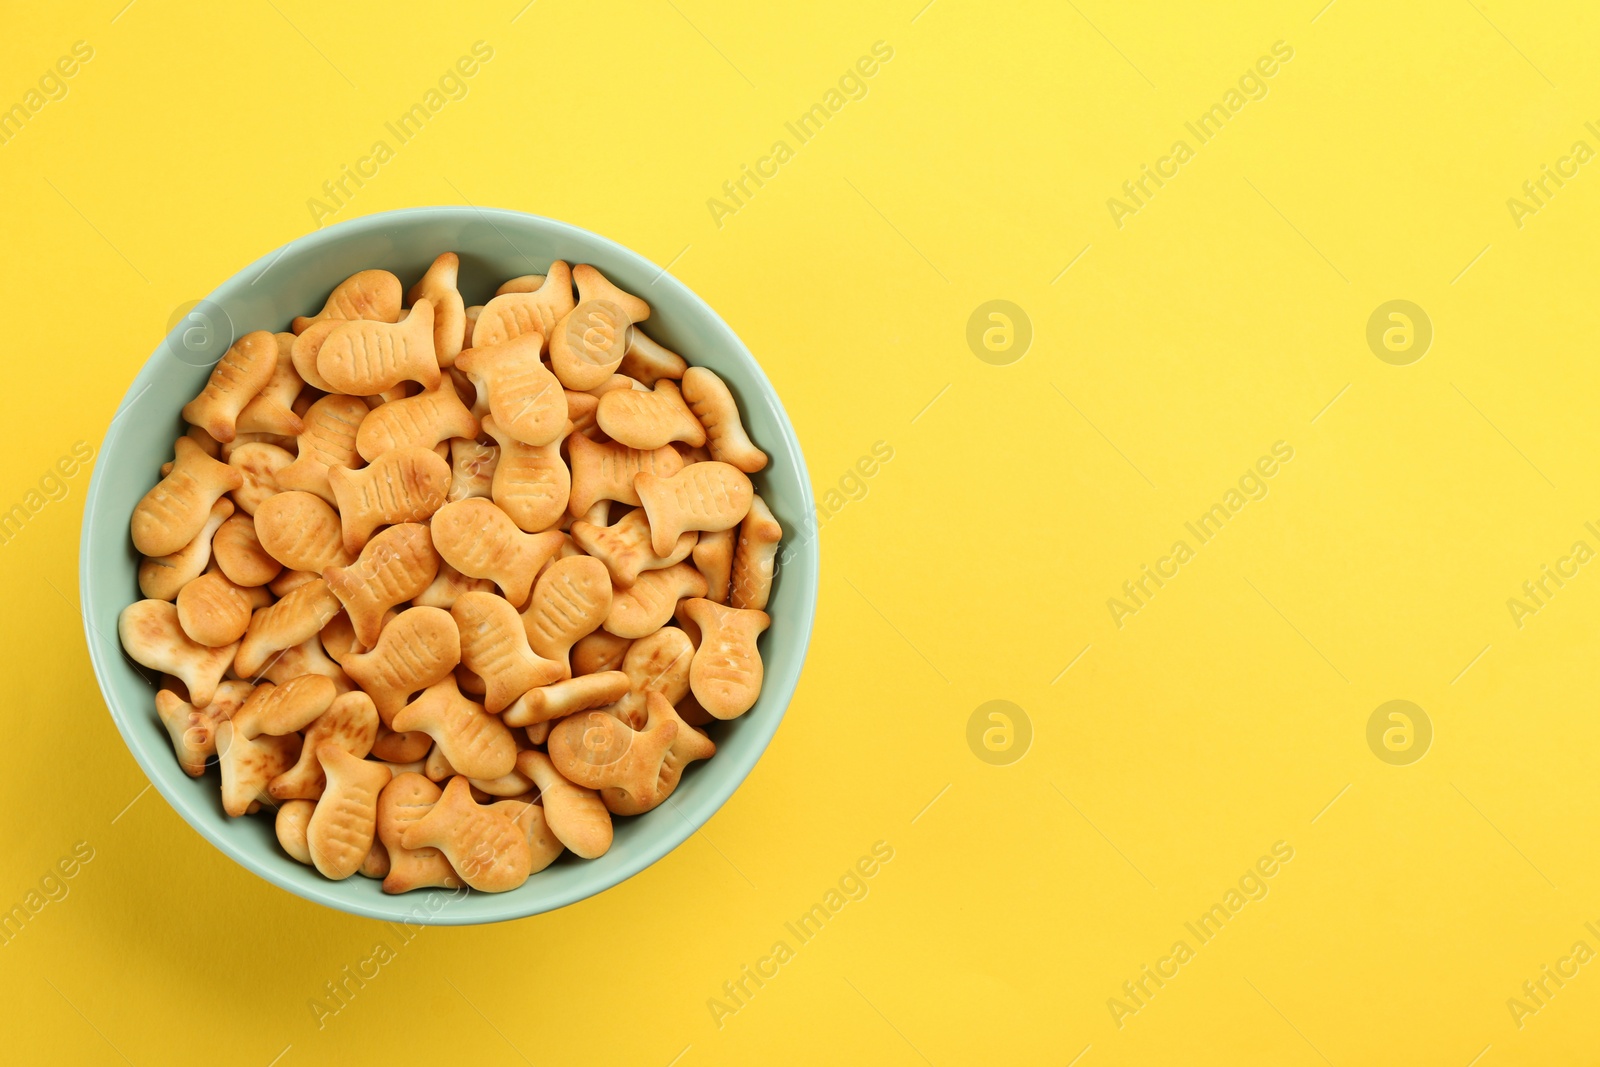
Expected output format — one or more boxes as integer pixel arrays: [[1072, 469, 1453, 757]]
[[3, 0, 1598, 1063]]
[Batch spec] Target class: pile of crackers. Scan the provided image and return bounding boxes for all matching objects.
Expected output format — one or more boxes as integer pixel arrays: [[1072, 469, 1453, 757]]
[[117, 256, 778, 893]]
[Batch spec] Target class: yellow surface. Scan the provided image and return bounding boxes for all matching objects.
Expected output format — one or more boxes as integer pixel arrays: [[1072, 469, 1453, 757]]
[[3, 1, 1599, 1063]]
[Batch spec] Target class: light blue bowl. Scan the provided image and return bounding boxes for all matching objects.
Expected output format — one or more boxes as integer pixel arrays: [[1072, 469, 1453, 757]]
[[80, 207, 818, 924]]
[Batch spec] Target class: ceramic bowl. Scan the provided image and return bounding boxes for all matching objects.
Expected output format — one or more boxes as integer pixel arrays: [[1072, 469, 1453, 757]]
[[80, 207, 817, 924]]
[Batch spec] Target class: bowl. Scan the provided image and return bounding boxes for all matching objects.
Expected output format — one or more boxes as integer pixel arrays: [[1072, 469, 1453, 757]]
[[79, 207, 818, 924]]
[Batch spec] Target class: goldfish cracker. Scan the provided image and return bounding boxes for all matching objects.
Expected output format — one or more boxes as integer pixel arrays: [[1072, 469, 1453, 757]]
[[139, 497, 234, 600], [324, 523, 441, 646], [634, 461, 753, 556], [618, 328, 688, 386], [520, 555, 612, 665], [306, 746, 391, 879], [472, 261, 574, 352], [343, 606, 461, 723], [596, 379, 705, 450], [227, 442, 293, 515], [516, 751, 612, 859], [328, 446, 450, 554], [728, 493, 782, 611], [235, 332, 307, 437], [549, 264, 650, 390], [566, 432, 681, 517], [175, 571, 253, 647], [316, 300, 440, 394], [276, 394, 368, 505], [354, 376, 477, 461], [455, 333, 566, 446], [132, 437, 244, 556], [119, 600, 237, 706], [292, 269, 402, 333], [181, 331, 279, 443], [399, 775, 531, 893], [406, 253, 466, 367], [377, 772, 463, 893], [155, 679, 253, 777], [682, 598, 769, 719], [430, 498, 563, 606], [681, 366, 768, 473], [255, 491, 352, 573], [481, 415, 570, 532]]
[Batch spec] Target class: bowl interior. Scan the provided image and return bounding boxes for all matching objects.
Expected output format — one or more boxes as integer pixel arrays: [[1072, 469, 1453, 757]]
[[80, 207, 818, 924]]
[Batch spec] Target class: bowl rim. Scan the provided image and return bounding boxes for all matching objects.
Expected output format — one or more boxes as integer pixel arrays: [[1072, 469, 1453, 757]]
[[80, 205, 819, 924]]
